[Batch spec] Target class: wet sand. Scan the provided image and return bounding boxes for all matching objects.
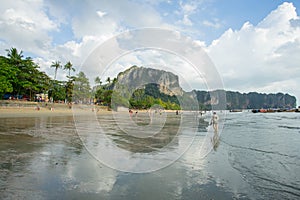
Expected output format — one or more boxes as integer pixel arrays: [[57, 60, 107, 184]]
[[1, 105, 298, 198]]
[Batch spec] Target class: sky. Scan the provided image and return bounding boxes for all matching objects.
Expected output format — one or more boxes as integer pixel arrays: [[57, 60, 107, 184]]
[[0, 0, 300, 105]]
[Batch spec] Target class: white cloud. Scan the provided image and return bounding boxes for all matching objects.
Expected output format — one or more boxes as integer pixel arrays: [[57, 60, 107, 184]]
[[96, 10, 107, 18], [69, 0, 170, 40], [176, 1, 199, 26], [82, 29, 218, 91], [180, 1, 198, 13], [0, 0, 58, 55], [40, 1, 173, 79], [0, 0, 171, 75], [180, 14, 193, 26], [0, 0, 299, 105], [258, 2, 298, 29], [207, 2, 300, 104], [250, 79, 299, 96], [203, 19, 221, 29]]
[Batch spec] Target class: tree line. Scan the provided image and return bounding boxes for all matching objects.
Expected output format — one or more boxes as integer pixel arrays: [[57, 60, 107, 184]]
[[0, 47, 122, 107], [0, 48, 51, 101], [0, 47, 92, 103], [0, 48, 187, 110]]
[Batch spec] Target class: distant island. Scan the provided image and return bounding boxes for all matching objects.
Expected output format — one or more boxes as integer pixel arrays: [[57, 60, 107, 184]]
[[0, 48, 296, 110]]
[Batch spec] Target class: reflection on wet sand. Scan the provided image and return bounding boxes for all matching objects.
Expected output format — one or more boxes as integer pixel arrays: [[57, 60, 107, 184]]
[[98, 112, 181, 153], [1, 111, 298, 199], [0, 112, 223, 199], [197, 116, 220, 151], [212, 133, 220, 151], [0, 116, 86, 199], [0, 116, 83, 168], [197, 117, 209, 133], [72, 110, 206, 172]]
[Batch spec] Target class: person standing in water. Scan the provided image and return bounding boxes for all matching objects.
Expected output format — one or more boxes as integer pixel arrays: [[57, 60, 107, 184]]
[[210, 111, 219, 149], [210, 111, 219, 132]]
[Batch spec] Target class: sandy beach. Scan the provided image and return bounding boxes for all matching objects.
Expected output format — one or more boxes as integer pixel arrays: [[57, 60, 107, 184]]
[[0, 100, 180, 118], [0, 107, 73, 118], [0, 101, 112, 118]]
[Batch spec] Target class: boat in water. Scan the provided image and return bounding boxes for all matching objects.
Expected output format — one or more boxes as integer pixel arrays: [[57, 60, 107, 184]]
[[229, 109, 243, 112], [252, 107, 300, 113]]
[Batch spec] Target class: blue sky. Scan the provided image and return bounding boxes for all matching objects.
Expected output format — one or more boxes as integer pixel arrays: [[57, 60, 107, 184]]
[[0, 0, 300, 105], [42, 0, 300, 46]]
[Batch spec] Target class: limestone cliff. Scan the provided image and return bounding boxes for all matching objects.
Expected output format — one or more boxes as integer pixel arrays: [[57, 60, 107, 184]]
[[113, 66, 297, 110], [116, 66, 183, 96]]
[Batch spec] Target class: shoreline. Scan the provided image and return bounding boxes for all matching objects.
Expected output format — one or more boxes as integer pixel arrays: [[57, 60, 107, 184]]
[[0, 107, 73, 118], [1, 101, 299, 119], [0, 106, 178, 118], [0, 101, 111, 118], [0, 100, 179, 118]]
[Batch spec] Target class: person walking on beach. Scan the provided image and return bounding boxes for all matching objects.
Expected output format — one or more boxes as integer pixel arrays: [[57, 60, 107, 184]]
[[210, 111, 219, 149], [129, 109, 133, 118], [148, 108, 153, 124], [210, 111, 219, 133]]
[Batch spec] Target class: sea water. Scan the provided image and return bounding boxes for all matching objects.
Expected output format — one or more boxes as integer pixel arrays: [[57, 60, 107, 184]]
[[0, 111, 299, 199]]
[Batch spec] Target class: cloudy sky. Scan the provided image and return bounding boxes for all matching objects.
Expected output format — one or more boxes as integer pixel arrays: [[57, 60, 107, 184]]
[[1, 0, 300, 105]]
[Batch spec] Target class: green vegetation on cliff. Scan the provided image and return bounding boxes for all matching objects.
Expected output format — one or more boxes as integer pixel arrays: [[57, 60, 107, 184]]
[[129, 83, 181, 110]]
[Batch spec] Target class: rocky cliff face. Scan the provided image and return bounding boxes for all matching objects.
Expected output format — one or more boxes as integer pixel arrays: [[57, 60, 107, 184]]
[[115, 66, 297, 109], [116, 66, 183, 96], [194, 90, 297, 109]]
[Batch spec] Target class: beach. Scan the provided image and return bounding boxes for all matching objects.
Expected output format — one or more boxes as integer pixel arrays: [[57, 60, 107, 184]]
[[0, 100, 180, 118], [1, 104, 300, 199], [0, 101, 113, 118]]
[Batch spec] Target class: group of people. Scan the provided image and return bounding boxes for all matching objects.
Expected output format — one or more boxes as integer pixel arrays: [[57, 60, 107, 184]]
[[128, 108, 219, 133], [128, 108, 219, 149]]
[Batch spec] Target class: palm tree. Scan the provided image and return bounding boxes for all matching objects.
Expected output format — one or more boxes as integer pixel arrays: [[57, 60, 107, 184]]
[[95, 76, 102, 86], [64, 61, 75, 77], [6, 47, 23, 65], [106, 77, 111, 84], [6, 48, 32, 97], [50, 61, 61, 80]]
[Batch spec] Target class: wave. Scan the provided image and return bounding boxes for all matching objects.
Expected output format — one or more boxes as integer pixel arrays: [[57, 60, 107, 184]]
[[254, 183, 300, 198], [221, 139, 299, 159], [242, 166, 300, 198], [226, 145, 300, 198], [278, 125, 300, 130]]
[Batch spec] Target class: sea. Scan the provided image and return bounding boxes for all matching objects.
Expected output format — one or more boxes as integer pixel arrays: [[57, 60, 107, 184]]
[[0, 110, 299, 199]]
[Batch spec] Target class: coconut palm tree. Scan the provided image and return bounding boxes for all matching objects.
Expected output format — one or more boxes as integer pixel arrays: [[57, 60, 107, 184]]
[[64, 61, 75, 77], [106, 77, 111, 84], [6, 47, 23, 66], [112, 77, 117, 84], [95, 76, 102, 86], [50, 61, 61, 80]]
